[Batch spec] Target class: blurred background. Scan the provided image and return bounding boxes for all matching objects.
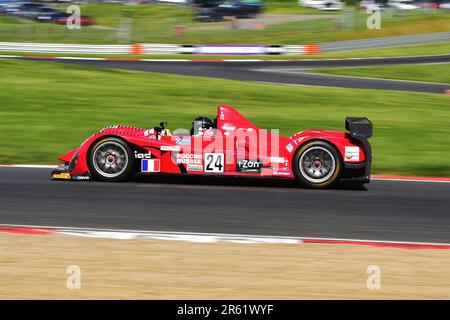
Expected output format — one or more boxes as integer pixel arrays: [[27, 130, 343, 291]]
[[0, 0, 448, 44]]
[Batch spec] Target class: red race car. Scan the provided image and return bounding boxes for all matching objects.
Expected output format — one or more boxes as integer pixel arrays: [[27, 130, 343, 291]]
[[56, 16, 95, 26], [51, 105, 372, 188]]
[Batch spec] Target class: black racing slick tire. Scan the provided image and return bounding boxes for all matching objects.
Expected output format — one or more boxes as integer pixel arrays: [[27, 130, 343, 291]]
[[292, 141, 342, 189], [88, 137, 134, 182]]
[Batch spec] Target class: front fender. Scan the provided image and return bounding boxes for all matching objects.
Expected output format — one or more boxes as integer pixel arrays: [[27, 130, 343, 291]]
[[58, 148, 78, 163], [60, 132, 174, 176]]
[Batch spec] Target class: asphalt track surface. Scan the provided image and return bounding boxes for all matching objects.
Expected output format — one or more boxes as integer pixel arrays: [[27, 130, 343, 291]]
[[1, 167, 450, 243], [3, 55, 449, 243], [41, 54, 450, 94]]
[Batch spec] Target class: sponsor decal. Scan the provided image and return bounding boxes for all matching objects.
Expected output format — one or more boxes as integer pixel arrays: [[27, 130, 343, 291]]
[[197, 45, 265, 55], [141, 159, 160, 173], [161, 145, 181, 152], [187, 164, 203, 172], [221, 124, 236, 131], [297, 137, 305, 143], [176, 153, 202, 165], [134, 151, 152, 159], [72, 175, 90, 181], [269, 157, 285, 163], [204, 153, 224, 173], [52, 173, 71, 180], [273, 171, 291, 176], [344, 146, 360, 162], [285, 143, 294, 153], [237, 159, 262, 173], [175, 136, 191, 145]]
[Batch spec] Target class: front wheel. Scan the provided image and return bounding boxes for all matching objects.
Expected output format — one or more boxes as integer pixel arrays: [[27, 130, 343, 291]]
[[293, 141, 342, 189], [88, 137, 134, 182]]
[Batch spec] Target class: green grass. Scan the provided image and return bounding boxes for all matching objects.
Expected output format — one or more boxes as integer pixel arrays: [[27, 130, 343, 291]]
[[311, 63, 450, 83], [2, 42, 449, 60], [0, 58, 449, 176], [0, 3, 448, 44]]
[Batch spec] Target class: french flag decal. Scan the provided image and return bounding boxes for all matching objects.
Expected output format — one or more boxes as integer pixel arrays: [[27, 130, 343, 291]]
[[141, 159, 160, 173]]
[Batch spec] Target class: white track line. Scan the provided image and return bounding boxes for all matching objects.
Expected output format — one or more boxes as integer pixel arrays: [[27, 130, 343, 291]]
[[0, 223, 299, 244], [56, 57, 103, 61], [255, 68, 450, 87], [296, 71, 450, 86], [372, 177, 450, 184], [141, 59, 190, 62], [1, 223, 450, 247], [0, 164, 57, 169]]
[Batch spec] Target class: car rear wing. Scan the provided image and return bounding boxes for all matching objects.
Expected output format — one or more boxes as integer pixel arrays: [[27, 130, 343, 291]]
[[345, 117, 372, 139], [345, 117, 373, 182]]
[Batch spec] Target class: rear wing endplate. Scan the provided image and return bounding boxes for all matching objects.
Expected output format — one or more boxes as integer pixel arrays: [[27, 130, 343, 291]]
[[345, 117, 373, 182]]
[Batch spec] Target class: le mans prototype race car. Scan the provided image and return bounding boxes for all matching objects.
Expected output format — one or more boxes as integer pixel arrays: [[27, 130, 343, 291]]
[[51, 105, 373, 189]]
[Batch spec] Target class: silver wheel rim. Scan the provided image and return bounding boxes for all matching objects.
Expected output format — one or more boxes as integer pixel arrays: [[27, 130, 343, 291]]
[[92, 141, 128, 178], [299, 146, 336, 183]]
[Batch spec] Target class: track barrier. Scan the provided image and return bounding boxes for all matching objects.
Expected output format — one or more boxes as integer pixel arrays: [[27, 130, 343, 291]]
[[0, 42, 320, 55]]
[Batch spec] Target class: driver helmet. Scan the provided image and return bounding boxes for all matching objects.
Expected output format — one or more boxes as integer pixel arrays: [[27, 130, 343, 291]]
[[190, 116, 213, 136]]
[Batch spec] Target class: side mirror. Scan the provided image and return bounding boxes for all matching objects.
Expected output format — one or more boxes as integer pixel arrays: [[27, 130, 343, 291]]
[[160, 121, 168, 129]]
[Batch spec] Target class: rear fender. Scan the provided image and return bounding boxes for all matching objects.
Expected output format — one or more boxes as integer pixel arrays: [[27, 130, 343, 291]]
[[288, 132, 367, 164]]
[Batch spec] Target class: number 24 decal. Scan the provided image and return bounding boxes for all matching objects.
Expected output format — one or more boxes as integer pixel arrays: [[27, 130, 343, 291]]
[[204, 153, 224, 173]]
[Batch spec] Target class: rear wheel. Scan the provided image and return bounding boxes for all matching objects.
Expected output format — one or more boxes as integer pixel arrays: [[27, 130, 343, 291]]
[[88, 137, 134, 182], [293, 141, 342, 189]]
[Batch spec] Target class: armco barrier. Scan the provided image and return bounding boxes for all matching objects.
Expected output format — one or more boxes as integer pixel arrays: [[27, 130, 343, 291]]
[[0, 42, 131, 54], [0, 42, 320, 55]]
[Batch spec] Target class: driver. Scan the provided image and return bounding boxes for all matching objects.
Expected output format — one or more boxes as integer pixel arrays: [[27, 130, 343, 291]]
[[144, 121, 171, 140], [190, 116, 214, 136]]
